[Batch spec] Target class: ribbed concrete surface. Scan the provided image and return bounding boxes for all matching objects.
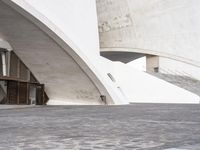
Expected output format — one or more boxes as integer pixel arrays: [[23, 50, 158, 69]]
[[0, 104, 200, 149], [151, 73, 200, 97]]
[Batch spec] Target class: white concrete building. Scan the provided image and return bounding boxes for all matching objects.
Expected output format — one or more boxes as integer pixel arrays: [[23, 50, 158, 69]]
[[0, 0, 199, 105]]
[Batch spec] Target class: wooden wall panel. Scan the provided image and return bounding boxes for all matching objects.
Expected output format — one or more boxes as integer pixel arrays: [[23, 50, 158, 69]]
[[19, 82, 28, 104]]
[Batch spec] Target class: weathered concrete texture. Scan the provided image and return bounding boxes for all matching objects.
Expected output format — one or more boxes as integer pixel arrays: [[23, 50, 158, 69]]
[[0, 104, 200, 149], [97, 0, 200, 66]]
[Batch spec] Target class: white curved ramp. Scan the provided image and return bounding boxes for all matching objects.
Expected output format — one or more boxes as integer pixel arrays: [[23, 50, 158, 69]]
[[113, 62, 200, 104]]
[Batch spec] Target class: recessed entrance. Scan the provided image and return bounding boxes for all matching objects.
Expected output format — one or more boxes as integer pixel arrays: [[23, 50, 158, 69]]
[[0, 79, 47, 105], [0, 46, 48, 105]]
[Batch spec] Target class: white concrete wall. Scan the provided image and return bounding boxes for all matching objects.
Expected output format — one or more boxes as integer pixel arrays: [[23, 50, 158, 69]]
[[97, 0, 200, 67]]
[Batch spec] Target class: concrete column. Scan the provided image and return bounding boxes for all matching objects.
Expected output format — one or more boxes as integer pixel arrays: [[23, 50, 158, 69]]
[[1, 52, 6, 76]]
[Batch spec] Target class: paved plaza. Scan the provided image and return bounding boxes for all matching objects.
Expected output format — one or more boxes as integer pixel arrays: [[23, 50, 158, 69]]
[[0, 104, 200, 149]]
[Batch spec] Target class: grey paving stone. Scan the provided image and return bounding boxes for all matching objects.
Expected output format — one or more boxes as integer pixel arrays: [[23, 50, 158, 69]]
[[0, 104, 200, 149]]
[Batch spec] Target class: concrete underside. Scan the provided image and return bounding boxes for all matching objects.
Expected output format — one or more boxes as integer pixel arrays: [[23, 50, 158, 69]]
[[0, 104, 200, 149], [0, 1, 103, 105], [101, 51, 145, 63]]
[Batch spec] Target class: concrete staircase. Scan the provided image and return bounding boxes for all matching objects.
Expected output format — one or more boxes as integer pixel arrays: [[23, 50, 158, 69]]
[[150, 72, 200, 97]]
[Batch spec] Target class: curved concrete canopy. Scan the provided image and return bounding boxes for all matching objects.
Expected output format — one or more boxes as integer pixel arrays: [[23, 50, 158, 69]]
[[0, 0, 117, 105], [97, 0, 200, 67]]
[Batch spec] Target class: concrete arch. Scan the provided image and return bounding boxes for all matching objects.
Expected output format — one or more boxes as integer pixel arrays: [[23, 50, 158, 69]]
[[0, 0, 124, 104]]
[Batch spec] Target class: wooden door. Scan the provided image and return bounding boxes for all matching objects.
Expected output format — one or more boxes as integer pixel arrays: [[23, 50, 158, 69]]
[[36, 84, 44, 105], [19, 82, 28, 104], [7, 81, 18, 104]]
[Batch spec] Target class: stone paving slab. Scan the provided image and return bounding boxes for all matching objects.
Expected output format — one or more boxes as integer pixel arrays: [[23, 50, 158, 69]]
[[0, 104, 200, 149], [0, 105, 34, 110]]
